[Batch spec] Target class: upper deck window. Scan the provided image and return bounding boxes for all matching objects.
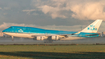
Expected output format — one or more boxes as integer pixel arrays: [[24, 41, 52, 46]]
[[9, 27, 12, 28], [16, 28, 21, 29], [25, 28, 31, 30]]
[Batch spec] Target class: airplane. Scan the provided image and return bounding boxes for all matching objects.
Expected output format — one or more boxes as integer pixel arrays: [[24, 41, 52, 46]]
[[2, 19, 102, 42]]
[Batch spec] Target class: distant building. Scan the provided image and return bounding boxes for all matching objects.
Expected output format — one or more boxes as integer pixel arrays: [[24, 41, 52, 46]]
[[0, 32, 3, 37], [3, 34, 11, 38], [0, 32, 11, 37], [101, 32, 105, 37]]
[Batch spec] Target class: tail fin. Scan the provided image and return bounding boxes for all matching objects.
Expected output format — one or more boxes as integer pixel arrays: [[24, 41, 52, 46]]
[[80, 19, 102, 33]]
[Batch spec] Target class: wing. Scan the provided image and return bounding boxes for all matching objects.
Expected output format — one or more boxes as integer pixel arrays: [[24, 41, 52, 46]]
[[31, 31, 77, 38]]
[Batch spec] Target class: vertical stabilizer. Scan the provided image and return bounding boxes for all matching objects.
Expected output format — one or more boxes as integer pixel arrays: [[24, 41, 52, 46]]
[[80, 19, 102, 33]]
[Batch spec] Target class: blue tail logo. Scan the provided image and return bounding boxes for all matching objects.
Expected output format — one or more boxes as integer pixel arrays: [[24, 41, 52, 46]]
[[87, 25, 97, 30]]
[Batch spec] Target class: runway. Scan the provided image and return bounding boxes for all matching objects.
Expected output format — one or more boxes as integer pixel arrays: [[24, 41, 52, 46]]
[[0, 37, 105, 44]]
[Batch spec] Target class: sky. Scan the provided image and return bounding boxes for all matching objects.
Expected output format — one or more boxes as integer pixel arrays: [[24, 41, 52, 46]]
[[0, 0, 105, 32]]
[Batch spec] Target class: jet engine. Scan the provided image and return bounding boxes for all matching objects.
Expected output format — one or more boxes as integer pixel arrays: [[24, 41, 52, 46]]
[[33, 36, 47, 40], [47, 36, 60, 40]]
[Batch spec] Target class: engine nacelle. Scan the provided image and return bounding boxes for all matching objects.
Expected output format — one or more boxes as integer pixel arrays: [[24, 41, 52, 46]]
[[33, 36, 47, 40], [51, 36, 59, 40]]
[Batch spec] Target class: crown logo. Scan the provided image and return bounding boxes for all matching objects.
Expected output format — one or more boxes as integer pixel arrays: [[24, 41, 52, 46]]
[[87, 25, 97, 30], [18, 29, 23, 32]]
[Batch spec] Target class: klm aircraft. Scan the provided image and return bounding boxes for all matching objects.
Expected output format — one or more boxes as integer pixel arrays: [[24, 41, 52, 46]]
[[2, 19, 102, 42]]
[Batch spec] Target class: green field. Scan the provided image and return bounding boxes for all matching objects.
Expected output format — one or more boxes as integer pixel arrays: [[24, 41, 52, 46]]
[[0, 45, 105, 59]]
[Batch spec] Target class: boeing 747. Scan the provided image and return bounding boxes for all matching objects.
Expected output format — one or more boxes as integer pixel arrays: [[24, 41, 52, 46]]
[[2, 19, 102, 42]]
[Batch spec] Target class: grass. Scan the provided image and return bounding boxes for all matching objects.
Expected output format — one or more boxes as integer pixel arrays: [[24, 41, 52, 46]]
[[0, 45, 104, 59]]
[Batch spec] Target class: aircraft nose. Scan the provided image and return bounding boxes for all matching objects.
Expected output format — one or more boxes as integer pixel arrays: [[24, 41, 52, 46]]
[[2, 29, 7, 32]]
